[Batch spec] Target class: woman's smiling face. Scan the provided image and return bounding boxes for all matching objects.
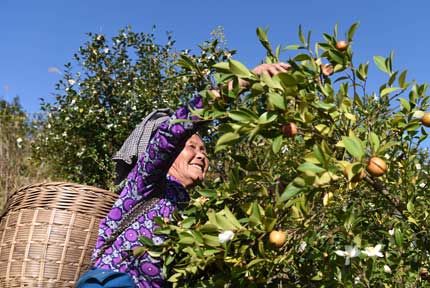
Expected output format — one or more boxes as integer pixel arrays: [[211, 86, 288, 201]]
[[168, 134, 209, 188]]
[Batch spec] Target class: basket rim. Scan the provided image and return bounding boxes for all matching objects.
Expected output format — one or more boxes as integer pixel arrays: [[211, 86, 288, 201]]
[[1, 181, 117, 219]]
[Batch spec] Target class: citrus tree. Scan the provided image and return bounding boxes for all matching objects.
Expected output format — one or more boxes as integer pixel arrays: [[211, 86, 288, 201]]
[[141, 23, 430, 287]]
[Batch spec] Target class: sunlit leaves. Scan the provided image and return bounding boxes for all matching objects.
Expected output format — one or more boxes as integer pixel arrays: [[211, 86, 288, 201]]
[[141, 22, 430, 287]]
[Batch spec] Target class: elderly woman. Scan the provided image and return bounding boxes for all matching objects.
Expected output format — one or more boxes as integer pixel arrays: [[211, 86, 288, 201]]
[[77, 62, 290, 288]]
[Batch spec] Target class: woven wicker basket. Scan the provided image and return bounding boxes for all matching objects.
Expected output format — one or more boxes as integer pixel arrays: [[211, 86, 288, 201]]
[[0, 182, 118, 287]]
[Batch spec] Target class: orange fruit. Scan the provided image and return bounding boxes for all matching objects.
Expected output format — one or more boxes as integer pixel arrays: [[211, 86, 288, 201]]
[[281, 122, 297, 138], [421, 112, 430, 127], [367, 157, 387, 177], [269, 230, 286, 248], [335, 40, 349, 51]]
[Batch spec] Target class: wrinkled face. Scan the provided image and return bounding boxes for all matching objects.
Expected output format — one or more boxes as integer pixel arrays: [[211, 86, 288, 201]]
[[168, 134, 209, 188]]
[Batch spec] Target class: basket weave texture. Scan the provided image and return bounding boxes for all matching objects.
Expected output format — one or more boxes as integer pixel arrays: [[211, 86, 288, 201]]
[[0, 182, 118, 287]]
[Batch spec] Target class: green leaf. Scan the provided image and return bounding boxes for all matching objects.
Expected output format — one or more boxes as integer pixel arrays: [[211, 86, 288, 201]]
[[207, 210, 219, 227], [200, 223, 219, 233], [203, 235, 220, 247], [138, 236, 155, 247], [272, 135, 283, 154], [275, 72, 297, 87], [228, 111, 255, 122], [283, 44, 302, 50], [368, 132, 380, 153], [223, 206, 243, 229], [178, 232, 195, 245], [313, 145, 326, 165], [398, 70, 407, 88], [256, 27, 275, 58], [216, 132, 240, 146], [229, 59, 251, 78], [380, 87, 400, 97], [404, 122, 420, 131], [294, 53, 311, 62], [176, 55, 195, 70], [256, 27, 269, 43], [357, 63, 368, 81], [407, 200, 415, 213], [298, 25, 306, 45], [263, 216, 277, 232], [247, 258, 266, 268], [280, 184, 302, 202], [315, 124, 331, 136], [215, 213, 236, 230], [268, 92, 286, 110], [212, 62, 231, 73], [394, 229, 404, 246], [249, 202, 262, 227], [260, 72, 283, 89], [297, 162, 326, 174], [203, 249, 221, 256], [181, 217, 196, 229], [347, 22, 359, 42], [313, 101, 336, 111], [147, 250, 162, 258], [342, 136, 365, 160], [374, 56, 389, 74], [398, 98, 411, 112], [257, 112, 278, 124], [132, 246, 147, 257], [328, 49, 345, 65]]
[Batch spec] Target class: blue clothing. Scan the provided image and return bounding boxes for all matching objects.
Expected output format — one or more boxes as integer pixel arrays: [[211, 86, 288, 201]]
[[76, 267, 135, 288]]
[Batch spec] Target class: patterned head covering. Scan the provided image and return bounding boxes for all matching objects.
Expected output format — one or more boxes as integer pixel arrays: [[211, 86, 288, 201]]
[[112, 108, 172, 187]]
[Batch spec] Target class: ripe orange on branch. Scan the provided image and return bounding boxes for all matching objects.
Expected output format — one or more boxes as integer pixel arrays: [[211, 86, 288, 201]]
[[281, 122, 297, 138], [335, 40, 349, 51], [366, 157, 387, 177], [421, 112, 430, 127], [269, 230, 286, 248]]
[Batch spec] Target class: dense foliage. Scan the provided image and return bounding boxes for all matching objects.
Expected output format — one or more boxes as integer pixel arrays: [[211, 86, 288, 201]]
[[0, 97, 33, 210], [32, 27, 233, 189], [138, 23, 430, 287]]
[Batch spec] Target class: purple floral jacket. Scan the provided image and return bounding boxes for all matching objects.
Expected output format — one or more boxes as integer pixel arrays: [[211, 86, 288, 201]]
[[91, 96, 203, 288]]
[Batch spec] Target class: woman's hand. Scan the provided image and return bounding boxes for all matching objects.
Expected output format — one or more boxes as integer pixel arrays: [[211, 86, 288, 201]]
[[252, 62, 291, 77], [230, 62, 292, 90]]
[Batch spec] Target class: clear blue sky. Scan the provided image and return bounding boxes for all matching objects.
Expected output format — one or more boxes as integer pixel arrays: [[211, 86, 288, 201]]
[[1, 0, 429, 114]]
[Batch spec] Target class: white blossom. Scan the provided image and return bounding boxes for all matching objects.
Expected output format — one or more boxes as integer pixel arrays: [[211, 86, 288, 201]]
[[335, 245, 359, 266], [354, 276, 360, 284], [388, 228, 395, 236], [218, 230, 234, 244], [384, 265, 392, 273], [362, 244, 383, 257], [298, 241, 307, 252], [68, 79, 76, 85], [16, 138, 23, 148], [281, 145, 289, 154]]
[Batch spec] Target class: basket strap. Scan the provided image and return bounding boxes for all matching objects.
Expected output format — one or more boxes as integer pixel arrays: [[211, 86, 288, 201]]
[[92, 194, 161, 265]]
